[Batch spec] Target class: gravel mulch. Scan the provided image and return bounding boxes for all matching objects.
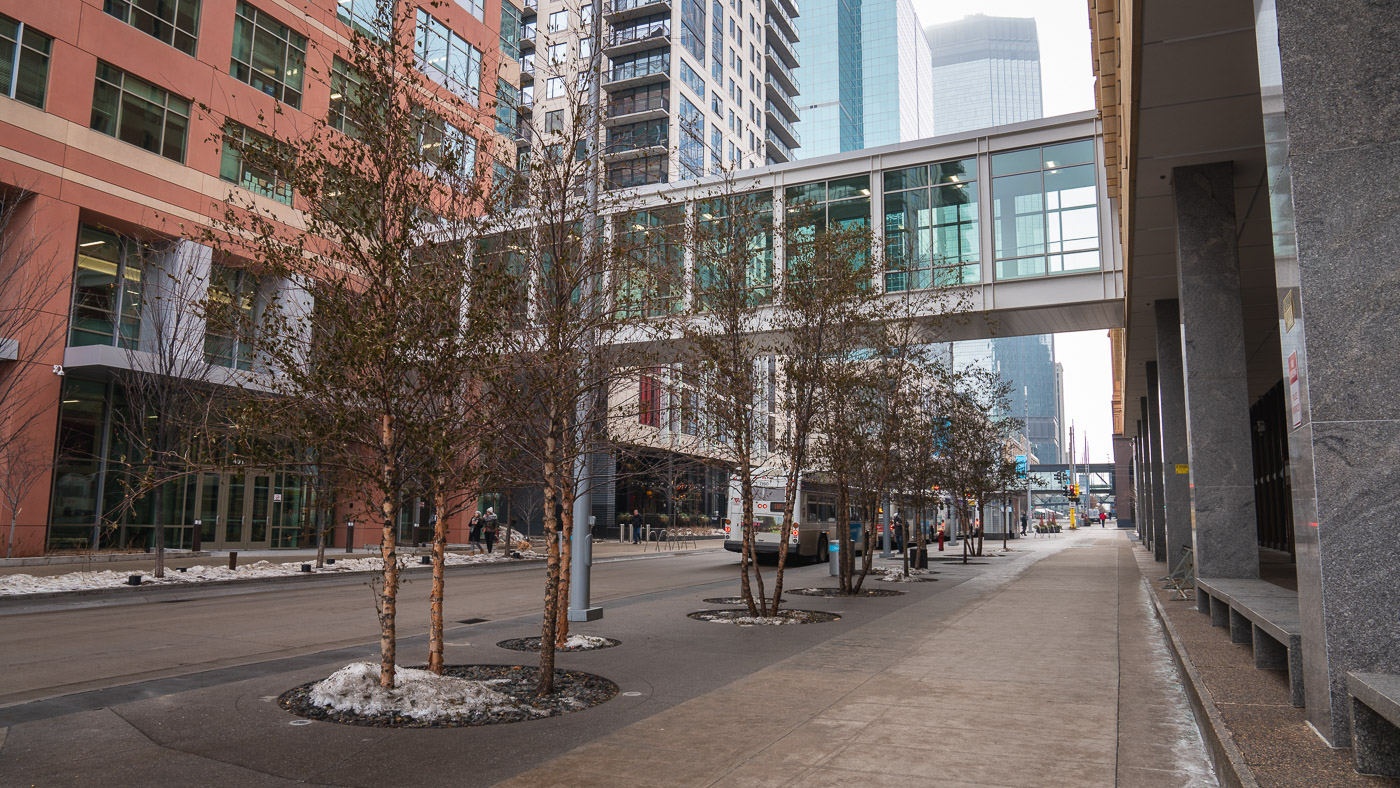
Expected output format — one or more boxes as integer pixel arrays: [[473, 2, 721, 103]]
[[686, 608, 840, 626], [278, 665, 617, 728], [495, 636, 621, 652], [784, 587, 905, 597]]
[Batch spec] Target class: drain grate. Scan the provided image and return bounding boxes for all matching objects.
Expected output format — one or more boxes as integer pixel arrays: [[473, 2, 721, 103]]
[[456, 618, 488, 625]]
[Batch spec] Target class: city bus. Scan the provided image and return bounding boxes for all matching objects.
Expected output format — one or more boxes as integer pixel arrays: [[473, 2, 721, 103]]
[[721, 475, 866, 562]]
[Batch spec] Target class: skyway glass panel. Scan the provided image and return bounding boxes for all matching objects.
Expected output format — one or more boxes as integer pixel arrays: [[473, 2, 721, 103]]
[[884, 157, 979, 291], [991, 139, 1099, 280]]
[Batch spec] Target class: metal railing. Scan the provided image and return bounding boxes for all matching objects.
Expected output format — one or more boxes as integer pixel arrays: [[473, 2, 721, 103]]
[[766, 102, 800, 145], [607, 21, 670, 48], [766, 128, 795, 161], [765, 46, 799, 91], [607, 92, 670, 118]]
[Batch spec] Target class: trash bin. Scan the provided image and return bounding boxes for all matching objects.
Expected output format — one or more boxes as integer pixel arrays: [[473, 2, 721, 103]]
[[908, 547, 928, 569]]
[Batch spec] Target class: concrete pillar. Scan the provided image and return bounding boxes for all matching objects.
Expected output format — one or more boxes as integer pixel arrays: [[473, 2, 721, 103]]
[[1153, 299, 1193, 566], [1254, 0, 1400, 745], [1138, 401, 1155, 551], [1134, 426, 1147, 544], [1171, 162, 1260, 581], [1144, 364, 1166, 562], [1112, 436, 1133, 528]]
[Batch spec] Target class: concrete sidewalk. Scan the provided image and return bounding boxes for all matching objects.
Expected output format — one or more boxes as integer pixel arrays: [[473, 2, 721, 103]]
[[498, 530, 1216, 788], [0, 530, 1216, 787]]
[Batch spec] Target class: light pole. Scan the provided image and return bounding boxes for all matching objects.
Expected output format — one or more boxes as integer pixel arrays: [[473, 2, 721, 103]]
[[1024, 385, 1031, 535]]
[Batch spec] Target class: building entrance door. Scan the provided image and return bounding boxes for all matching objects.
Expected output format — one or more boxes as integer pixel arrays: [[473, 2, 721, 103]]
[[196, 471, 273, 550]]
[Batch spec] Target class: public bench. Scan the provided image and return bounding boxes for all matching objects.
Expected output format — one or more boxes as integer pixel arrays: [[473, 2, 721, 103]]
[[1195, 578, 1305, 707], [1348, 672, 1400, 778]]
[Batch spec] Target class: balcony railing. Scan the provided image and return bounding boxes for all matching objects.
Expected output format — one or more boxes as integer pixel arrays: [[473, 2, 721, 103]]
[[766, 3, 798, 42], [605, 59, 670, 85], [606, 21, 670, 49], [607, 92, 669, 118], [766, 102, 800, 146], [766, 74, 798, 117], [607, 127, 669, 153], [765, 46, 799, 92], [605, 0, 671, 19], [766, 128, 795, 161]]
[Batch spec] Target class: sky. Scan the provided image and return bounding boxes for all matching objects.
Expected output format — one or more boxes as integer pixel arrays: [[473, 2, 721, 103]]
[[913, 0, 1115, 459]]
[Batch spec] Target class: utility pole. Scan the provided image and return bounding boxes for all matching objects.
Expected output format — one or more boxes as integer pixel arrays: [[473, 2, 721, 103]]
[[568, 5, 606, 623]]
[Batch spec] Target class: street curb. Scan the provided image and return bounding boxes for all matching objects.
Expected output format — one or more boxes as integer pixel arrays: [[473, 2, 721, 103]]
[[1144, 576, 1261, 788], [0, 546, 718, 607], [0, 551, 212, 568]]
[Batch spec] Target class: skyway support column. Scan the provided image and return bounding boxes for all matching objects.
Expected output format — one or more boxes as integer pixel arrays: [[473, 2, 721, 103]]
[[1154, 299, 1193, 564], [1171, 162, 1259, 583], [1144, 363, 1167, 563]]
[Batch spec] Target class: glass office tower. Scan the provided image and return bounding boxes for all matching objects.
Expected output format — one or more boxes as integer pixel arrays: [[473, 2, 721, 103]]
[[926, 14, 1041, 136], [793, 0, 931, 158], [945, 334, 1063, 464]]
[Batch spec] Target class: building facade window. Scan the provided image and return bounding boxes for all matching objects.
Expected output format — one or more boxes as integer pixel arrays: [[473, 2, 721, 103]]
[[337, 0, 386, 39], [607, 154, 667, 189], [639, 372, 662, 427], [1, 15, 51, 109], [104, 0, 200, 55], [328, 57, 362, 137], [679, 57, 705, 99], [204, 264, 264, 371], [499, 0, 520, 59], [548, 10, 568, 31], [220, 122, 293, 205], [609, 50, 668, 81], [616, 208, 684, 317], [546, 76, 563, 98], [883, 157, 979, 290], [69, 225, 145, 349], [607, 83, 666, 117], [679, 0, 705, 61], [678, 94, 704, 178], [415, 9, 482, 106], [695, 191, 773, 303], [90, 62, 190, 163], [413, 107, 476, 172], [455, 0, 486, 22], [229, 1, 305, 107], [495, 79, 519, 134], [578, 36, 592, 59], [991, 139, 1099, 280], [548, 41, 567, 64]]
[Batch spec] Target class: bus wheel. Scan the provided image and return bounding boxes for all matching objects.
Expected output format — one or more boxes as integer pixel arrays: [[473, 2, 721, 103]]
[[816, 537, 827, 564]]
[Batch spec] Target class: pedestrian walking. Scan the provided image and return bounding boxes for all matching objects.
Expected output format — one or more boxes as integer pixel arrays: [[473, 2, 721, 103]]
[[1099, 510, 1107, 527], [483, 508, 499, 554], [468, 511, 483, 553], [631, 509, 642, 544]]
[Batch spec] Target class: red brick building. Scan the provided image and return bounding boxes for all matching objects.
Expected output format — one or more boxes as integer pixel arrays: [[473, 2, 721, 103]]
[[0, 0, 517, 555]]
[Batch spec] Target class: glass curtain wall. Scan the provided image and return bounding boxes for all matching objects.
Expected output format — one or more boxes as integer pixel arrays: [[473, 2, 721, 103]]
[[991, 138, 1099, 280], [695, 191, 774, 305], [615, 207, 685, 317], [883, 157, 979, 290], [69, 225, 145, 349]]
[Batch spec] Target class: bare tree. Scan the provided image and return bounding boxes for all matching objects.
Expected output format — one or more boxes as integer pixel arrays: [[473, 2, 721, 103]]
[[199, 0, 507, 688]]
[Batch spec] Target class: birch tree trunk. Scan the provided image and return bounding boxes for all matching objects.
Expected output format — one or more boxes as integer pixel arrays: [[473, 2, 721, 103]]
[[428, 488, 448, 674], [378, 414, 400, 688], [537, 422, 561, 695]]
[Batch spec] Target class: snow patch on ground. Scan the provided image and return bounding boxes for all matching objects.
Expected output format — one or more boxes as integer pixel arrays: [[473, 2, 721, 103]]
[[875, 568, 936, 583], [694, 612, 800, 626], [561, 634, 611, 650], [308, 662, 523, 721], [0, 549, 540, 596]]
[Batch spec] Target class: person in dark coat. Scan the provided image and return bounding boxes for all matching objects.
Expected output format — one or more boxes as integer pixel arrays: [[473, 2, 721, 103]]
[[469, 511, 483, 552], [483, 508, 499, 554]]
